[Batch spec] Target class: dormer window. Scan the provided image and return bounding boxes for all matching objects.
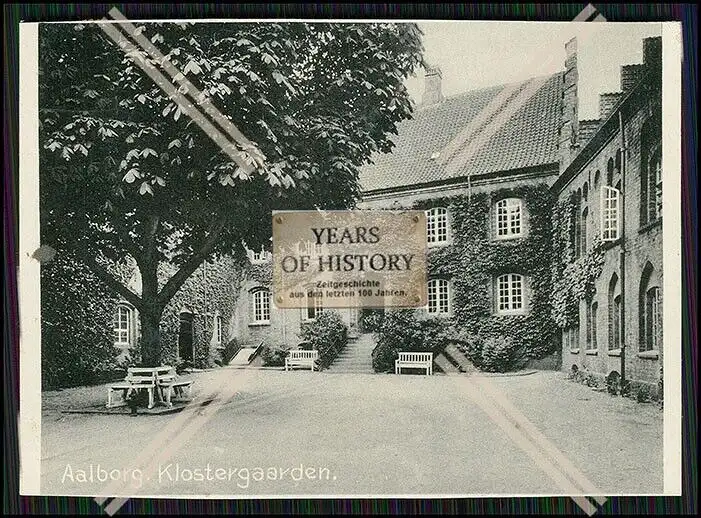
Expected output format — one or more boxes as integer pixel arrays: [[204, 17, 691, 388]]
[[430, 151, 441, 160]]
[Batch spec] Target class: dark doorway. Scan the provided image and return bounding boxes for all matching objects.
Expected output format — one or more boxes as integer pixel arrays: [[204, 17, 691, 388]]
[[178, 312, 194, 361]]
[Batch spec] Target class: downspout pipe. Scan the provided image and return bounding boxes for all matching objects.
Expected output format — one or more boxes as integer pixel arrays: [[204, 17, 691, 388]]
[[618, 111, 627, 390]]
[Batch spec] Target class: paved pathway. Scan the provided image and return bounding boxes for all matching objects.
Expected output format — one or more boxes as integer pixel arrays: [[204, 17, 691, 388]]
[[40, 370, 663, 498]]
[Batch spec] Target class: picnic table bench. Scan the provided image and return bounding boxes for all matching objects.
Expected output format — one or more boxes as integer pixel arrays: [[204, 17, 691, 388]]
[[395, 352, 433, 376], [106, 366, 194, 409], [285, 349, 319, 371]]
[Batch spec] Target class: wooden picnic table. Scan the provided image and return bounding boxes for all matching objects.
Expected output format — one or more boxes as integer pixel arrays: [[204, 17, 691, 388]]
[[106, 366, 193, 409]]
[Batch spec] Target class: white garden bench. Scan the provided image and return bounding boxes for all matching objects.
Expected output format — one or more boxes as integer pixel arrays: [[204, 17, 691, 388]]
[[285, 349, 319, 371], [156, 367, 194, 407], [106, 367, 160, 409], [395, 351, 433, 376]]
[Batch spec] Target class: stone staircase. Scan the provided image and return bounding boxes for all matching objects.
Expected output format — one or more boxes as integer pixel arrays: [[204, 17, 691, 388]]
[[327, 333, 376, 373]]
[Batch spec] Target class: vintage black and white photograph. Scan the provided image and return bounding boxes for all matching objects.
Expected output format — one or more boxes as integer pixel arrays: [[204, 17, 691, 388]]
[[18, 16, 681, 502]]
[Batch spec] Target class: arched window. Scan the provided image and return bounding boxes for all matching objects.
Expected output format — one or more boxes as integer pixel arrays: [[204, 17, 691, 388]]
[[645, 146, 662, 224], [113, 304, 133, 347], [608, 274, 621, 351], [427, 279, 450, 315], [606, 157, 615, 186], [495, 198, 523, 238], [586, 300, 598, 350], [640, 113, 662, 226], [639, 263, 662, 353], [581, 207, 589, 254], [593, 170, 601, 188], [250, 288, 271, 324], [572, 190, 582, 258], [425, 207, 449, 245], [496, 274, 525, 314]]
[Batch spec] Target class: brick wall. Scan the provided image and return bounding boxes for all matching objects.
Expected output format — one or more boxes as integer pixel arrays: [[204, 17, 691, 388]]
[[558, 93, 663, 395]]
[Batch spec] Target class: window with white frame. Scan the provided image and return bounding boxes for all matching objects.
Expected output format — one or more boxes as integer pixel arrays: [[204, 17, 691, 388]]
[[113, 304, 133, 346], [601, 186, 621, 241], [496, 273, 525, 314], [427, 279, 450, 315], [426, 207, 449, 245], [251, 289, 270, 323], [496, 198, 523, 238]]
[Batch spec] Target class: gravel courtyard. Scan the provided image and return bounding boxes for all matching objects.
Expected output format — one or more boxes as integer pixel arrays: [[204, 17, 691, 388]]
[[40, 369, 663, 497]]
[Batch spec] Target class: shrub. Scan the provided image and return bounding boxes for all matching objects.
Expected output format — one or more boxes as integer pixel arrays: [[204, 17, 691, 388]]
[[479, 335, 527, 373], [299, 311, 348, 369], [636, 384, 651, 403], [371, 310, 448, 373], [359, 309, 385, 333], [261, 343, 292, 367]]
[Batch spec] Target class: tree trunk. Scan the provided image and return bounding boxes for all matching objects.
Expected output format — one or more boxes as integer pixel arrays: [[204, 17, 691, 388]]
[[139, 305, 163, 367], [138, 245, 162, 366]]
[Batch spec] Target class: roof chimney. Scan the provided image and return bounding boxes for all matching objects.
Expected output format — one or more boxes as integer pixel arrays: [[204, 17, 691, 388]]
[[558, 38, 579, 172], [599, 92, 623, 121], [421, 65, 444, 107], [620, 64, 644, 92]]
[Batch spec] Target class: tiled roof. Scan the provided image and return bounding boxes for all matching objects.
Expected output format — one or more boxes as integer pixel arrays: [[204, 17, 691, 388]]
[[359, 72, 564, 193]]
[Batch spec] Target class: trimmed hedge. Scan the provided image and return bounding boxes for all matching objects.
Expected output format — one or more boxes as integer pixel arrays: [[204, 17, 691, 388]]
[[299, 311, 348, 369]]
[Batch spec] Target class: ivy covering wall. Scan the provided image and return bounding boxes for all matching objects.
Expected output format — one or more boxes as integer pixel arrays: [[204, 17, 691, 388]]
[[41, 251, 127, 389], [412, 184, 558, 368], [159, 256, 243, 369], [550, 194, 605, 328]]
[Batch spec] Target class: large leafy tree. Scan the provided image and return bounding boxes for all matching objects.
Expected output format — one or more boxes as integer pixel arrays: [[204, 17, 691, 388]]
[[39, 21, 424, 366]]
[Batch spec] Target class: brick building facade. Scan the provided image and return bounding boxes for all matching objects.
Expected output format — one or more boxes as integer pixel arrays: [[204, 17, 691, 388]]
[[554, 37, 663, 395]]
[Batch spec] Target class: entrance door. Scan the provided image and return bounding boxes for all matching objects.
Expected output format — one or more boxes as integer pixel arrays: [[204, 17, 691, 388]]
[[178, 312, 194, 361]]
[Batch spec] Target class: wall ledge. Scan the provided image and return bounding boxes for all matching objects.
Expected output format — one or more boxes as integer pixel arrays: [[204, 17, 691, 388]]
[[637, 350, 659, 360]]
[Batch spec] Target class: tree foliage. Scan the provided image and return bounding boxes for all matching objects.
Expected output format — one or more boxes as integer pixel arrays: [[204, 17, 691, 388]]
[[39, 21, 424, 364]]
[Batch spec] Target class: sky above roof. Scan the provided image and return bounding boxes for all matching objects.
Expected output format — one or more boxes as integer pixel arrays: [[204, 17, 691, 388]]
[[404, 22, 662, 120]]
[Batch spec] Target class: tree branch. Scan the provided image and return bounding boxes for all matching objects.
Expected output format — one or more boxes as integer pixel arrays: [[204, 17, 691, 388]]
[[84, 255, 143, 310], [157, 218, 227, 307]]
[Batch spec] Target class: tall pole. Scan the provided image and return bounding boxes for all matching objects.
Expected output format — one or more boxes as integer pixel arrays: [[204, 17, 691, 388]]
[[618, 111, 627, 389]]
